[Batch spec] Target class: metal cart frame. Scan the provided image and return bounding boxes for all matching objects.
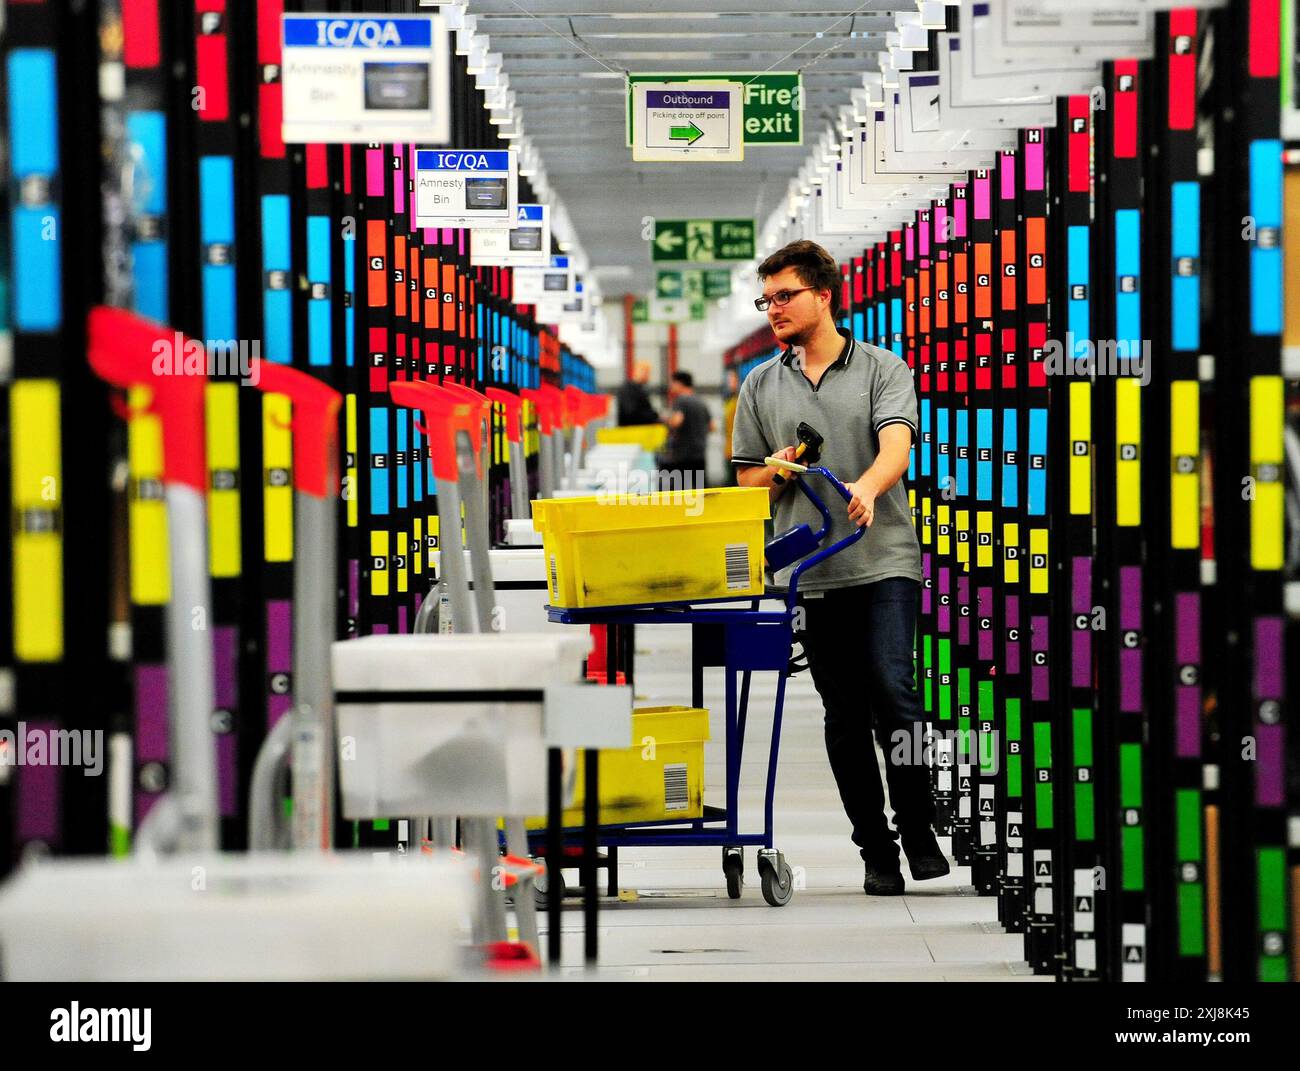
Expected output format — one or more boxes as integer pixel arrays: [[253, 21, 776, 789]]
[[539, 460, 865, 907]]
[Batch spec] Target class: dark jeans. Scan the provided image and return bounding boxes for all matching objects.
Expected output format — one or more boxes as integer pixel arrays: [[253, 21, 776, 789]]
[[796, 578, 936, 863]]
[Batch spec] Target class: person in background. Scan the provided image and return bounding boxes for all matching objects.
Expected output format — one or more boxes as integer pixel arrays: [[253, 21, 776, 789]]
[[660, 370, 713, 488], [729, 238, 948, 896], [615, 360, 659, 426], [722, 367, 740, 486]]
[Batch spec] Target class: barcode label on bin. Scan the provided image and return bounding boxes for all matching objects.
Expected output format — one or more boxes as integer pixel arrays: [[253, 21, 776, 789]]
[[724, 543, 750, 590], [663, 763, 689, 812], [549, 555, 559, 601]]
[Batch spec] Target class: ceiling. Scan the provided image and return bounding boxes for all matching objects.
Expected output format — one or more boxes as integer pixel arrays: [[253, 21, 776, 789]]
[[472, 0, 899, 299]]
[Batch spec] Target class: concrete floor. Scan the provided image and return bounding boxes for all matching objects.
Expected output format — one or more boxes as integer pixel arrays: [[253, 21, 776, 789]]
[[539, 622, 1042, 981]]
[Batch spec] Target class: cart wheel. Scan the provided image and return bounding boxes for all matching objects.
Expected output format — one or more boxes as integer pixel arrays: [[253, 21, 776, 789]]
[[722, 847, 744, 900], [759, 857, 794, 907], [534, 861, 567, 910]]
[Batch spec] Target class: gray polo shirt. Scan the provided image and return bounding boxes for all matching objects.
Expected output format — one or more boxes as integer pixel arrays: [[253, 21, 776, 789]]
[[730, 328, 921, 592]]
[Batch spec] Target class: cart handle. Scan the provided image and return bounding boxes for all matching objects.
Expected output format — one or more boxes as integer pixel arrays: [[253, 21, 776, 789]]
[[519, 387, 555, 436], [248, 359, 342, 499], [778, 464, 866, 606], [389, 381, 474, 483], [87, 307, 207, 493], [485, 387, 524, 444], [431, 381, 490, 481]]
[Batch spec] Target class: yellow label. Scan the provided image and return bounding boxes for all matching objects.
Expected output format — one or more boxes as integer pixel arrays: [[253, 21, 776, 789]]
[[263, 393, 294, 562], [205, 382, 241, 578], [413, 517, 423, 577], [977, 511, 993, 569], [370, 529, 390, 597], [396, 528, 409, 594], [11, 380, 64, 660], [938, 504, 950, 557], [1115, 378, 1141, 527], [1030, 527, 1049, 595], [127, 385, 170, 606], [345, 393, 359, 529], [1003, 522, 1020, 584], [922, 494, 932, 547], [1069, 381, 1091, 517], [1250, 375, 1284, 571], [1170, 380, 1199, 550], [956, 509, 970, 566]]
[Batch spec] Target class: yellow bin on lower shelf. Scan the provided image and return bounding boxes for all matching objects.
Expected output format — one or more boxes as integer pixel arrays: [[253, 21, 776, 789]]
[[524, 706, 710, 830], [594, 424, 667, 452], [531, 486, 769, 608]]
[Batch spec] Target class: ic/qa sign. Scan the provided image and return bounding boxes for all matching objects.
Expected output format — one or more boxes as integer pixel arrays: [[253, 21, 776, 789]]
[[626, 72, 802, 147]]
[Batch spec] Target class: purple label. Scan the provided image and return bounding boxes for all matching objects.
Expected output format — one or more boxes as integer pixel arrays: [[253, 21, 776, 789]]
[[647, 90, 730, 109]]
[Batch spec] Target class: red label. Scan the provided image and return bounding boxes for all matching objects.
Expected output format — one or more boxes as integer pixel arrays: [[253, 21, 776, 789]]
[[1168, 11, 1197, 131], [1249, 0, 1280, 78], [1068, 96, 1090, 193], [1113, 61, 1138, 159], [368, 328, 388, 393], [258, 84, 285, 159], [195, 2, 230, 122], [122, 0, 161, 69]]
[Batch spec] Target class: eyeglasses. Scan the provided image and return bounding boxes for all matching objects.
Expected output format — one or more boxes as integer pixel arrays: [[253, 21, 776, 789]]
[[754, 286, 816, 312]]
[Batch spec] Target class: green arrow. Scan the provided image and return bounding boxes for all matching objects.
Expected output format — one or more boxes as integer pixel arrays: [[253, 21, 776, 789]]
[[654, 228, 684, 254], [669, 121, 705, 145]]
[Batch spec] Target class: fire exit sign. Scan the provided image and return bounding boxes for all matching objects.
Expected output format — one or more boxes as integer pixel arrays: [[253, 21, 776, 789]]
[[626, 72, 802, 146]]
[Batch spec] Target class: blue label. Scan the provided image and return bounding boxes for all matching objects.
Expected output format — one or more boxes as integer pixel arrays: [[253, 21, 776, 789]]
[[283, 15, 433, 50], [416, 149, 510, 172], [550, 256, 569, 268], [517, 204, 544, 222]]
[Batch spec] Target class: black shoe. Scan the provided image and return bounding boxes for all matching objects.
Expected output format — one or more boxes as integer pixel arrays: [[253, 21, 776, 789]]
[[902, 830, 951, 881], [863, 860, 905, 896]]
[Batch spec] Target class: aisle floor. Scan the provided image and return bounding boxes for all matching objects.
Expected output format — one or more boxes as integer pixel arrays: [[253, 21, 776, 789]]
[[543, 623, 1042, 981]]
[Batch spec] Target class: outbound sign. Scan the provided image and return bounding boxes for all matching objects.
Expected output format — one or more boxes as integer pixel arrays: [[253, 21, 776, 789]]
[[281, 14, 451, 144], [626, 72, 802, 147], [651, 218, 756, 263], [413, 149, 517, 229], [470, 203, 550, 267], [632, 82, 743, 163]]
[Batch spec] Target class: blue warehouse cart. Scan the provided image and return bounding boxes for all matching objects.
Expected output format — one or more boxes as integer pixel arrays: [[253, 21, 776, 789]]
[[541, 457, 865, 909]]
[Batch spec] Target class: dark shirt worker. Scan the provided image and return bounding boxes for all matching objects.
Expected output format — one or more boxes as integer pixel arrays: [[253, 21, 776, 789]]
[[730, 239, 949, 895], [661, 371, 712, 487]]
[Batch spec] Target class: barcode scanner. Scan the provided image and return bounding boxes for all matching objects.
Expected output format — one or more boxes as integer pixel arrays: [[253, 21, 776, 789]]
[[772, 421, 824, 486]]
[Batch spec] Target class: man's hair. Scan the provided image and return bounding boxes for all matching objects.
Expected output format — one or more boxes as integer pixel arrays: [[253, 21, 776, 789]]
[[756, 239, 840, 315], [671, 371, 694, 389]]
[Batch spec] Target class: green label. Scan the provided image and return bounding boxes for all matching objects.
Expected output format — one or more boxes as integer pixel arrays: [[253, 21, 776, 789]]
[[631, 298, 649, 324], [656, 271, 683, 299], [652, 218, 756, 262], [703, 269, 732, 299], [627, 72, 802, 146]]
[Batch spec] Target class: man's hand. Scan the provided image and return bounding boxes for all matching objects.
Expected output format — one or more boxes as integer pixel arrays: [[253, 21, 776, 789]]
[[845, 479, 877, 528], [771, 444, 800, 472]]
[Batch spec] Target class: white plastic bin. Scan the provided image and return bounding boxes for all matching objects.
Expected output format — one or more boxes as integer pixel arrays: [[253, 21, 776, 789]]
[[331, 632, 591, 818], [0, 852, 471, 981]]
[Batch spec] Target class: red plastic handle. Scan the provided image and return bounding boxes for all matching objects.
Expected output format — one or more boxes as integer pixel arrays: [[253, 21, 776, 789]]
[[87, 306, 207, 492], [519, 387, 554, 436], [389, 381, 473, 483], [248, 359, 343, 499], [541, 383, 569, 431], [431, 382, 489, 480], [485, 387, 524, 444]]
